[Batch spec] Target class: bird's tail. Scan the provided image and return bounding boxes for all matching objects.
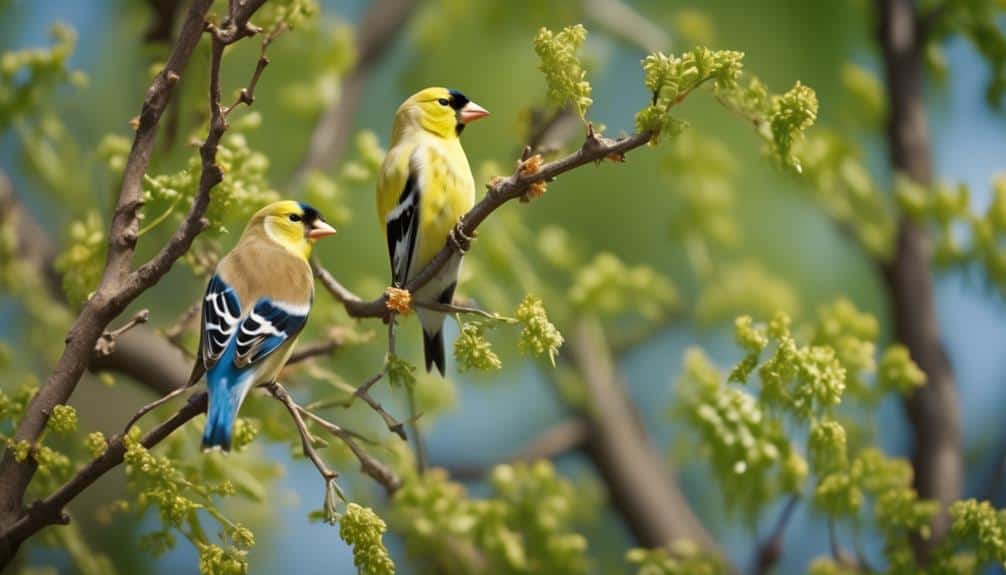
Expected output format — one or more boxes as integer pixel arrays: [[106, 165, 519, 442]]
[[202, 393, 236, 451], [415, 269, 458, 377], [422, 328, 446, 376], [202, 372, 252, 452]]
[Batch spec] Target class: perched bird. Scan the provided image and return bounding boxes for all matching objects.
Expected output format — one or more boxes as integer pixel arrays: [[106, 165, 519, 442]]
[[198, 200, 336, 451], [377, 87, 489, 375]]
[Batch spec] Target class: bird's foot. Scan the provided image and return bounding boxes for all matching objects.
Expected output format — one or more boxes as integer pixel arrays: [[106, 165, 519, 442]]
[[449, 220, 476, 254]]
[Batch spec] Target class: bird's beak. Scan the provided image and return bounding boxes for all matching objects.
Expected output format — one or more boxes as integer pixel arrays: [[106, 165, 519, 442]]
[[307, 220, 337, 240], [459, 101, 490, 124]]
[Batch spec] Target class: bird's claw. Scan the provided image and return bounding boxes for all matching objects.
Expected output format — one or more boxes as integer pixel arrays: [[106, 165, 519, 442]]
[[449, 222, 475, 254]]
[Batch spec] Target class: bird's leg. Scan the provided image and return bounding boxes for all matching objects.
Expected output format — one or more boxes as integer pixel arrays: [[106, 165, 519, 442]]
[[448, 218, 476, 254]]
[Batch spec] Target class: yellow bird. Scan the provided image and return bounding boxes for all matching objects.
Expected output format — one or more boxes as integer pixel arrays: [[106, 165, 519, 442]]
[[198, 200, 336, 450], [377, 87, 489, 374]]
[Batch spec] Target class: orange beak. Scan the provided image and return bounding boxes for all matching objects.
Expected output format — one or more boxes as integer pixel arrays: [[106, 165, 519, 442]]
[[307, 220, 337, 240], [459, 101, 490, 124]]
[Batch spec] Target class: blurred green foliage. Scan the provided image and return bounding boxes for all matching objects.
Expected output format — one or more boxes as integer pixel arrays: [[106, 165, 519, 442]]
[[3, 0, 1006, 574]]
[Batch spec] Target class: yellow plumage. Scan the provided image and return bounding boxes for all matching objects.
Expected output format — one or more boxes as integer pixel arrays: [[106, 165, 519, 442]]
[[376, 87, 489, 374]]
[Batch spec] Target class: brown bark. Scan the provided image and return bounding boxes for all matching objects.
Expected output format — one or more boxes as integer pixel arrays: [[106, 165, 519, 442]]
[[567, 318, 726, 558], [0, 0, 270, 564], [876, 0, 962, 556], [0, 3, 217, 553]]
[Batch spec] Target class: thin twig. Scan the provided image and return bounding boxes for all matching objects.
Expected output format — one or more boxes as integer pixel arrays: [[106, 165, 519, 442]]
[[223, 20, 283, 116], [286, 338, 342, 365], [296, 407, 402, 494], [344, 369, 407, 440], [122, 384, 194, 434], [386, 317, 425, 472], [413, 300, 513, 322], [827, 518, 856, 567], [751, 495, 800, 575], [266, 382, 338, 483], [265, 382, 402, 494], [406, 384, 425, 473], [94, 309, 150, 358], [163, 300, 201, 345]]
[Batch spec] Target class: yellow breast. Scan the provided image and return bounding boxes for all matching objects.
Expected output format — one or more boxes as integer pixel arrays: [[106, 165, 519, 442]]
[[416, 139, 475, 267]]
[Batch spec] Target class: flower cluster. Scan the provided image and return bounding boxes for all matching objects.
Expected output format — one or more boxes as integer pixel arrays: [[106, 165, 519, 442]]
[[196, 542, 249, 575], [54, 211, 105, 304], [635, 47, 744, 140], [569, 252, 678, 321], [898, 174, 1006, 297], [677, 348, 805, 519], [47, 404, 77, 434], [387, 353, 418, 388], [679, 302, 933, 534], [0, 24, 84, 129], [515, 295, 564, 366], [949, 499, 1006, 565], [454, 320, 503, 372], [339, 503, 396, 575], [253, 0, 319, 34], [85, 431, 108, 458], [391, 461, 590, 574], [877, 345, 927, 395], [714, 72, 819, 171], [768, 82, 818, 171], [121, 427, 265, 574], [534, 25, 593, 118], [626, 540, 725, 575]]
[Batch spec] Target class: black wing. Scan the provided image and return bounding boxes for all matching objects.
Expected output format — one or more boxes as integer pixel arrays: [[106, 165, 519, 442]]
[[201, 274, 242, 369], [385, 169, 420, 287], [232, 298, 309, 368]]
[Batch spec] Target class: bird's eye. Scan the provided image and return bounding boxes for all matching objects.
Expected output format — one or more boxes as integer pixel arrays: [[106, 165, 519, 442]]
[[437, 98, 449, 106], [288, 214, 302, 223]]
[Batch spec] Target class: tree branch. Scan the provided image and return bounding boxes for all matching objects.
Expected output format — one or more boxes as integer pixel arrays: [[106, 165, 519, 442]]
[[266, 382, 339, 484], [751, 495, 800, 575], [0, 1, 273, 563], [0, 1, 215, 547], [93, 309, 151, 358], [0, 392, 208, 551], [566, 317, 730, 566], [875, 0, 962, 558], [314, 126, 654, 318], [266, 383, 402, 495]]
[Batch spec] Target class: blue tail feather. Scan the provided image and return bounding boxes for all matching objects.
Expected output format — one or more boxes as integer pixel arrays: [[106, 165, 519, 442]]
[[202, 393, 237, 451], [202, 361, 253, 452]]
